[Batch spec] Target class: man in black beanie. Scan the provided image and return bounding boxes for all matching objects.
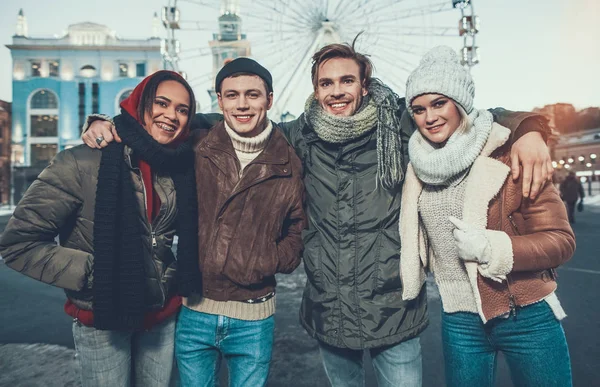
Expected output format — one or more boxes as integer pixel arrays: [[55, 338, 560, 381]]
[[173, 58, 305, 387]]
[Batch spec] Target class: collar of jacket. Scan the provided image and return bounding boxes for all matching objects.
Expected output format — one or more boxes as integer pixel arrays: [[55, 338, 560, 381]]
[[400, 122, 512, 309], [196, 121, 292, 179]]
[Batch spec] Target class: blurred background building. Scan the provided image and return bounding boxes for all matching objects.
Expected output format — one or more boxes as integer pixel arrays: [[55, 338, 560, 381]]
[[0, 100, 11, 205], [6, 9, 161, 204], [535, 103, 600, 196]]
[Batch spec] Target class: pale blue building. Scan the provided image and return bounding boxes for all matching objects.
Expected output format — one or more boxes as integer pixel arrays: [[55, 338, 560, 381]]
[[8, 10, 162, 172]]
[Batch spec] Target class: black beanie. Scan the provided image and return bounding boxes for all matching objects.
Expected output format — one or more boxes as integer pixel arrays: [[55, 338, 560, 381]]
[[215, 57, 273, 93]]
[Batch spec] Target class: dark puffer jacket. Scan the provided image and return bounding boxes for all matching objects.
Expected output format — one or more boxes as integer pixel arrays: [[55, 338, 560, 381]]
[[0, 145, 179, 311], [280, 106, 428, 349]]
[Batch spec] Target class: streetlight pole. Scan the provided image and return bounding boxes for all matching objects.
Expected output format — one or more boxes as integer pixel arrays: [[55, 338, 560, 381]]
[[9, 148, 15, 209]]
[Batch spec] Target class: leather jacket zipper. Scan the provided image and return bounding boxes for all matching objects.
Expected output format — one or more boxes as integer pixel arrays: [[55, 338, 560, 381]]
[[501, 189, 517, 317], [508, 214, 519, 235]]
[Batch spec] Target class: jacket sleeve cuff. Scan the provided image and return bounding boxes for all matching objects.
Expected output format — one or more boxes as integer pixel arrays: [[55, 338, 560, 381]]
[[81, 114, 114, 136], [513, 116, 550, 143], [478, 230, 514, 283]]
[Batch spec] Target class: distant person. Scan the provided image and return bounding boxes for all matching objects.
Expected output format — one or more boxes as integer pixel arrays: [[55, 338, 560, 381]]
[[400, 46, 576, 387], [0, 70, 200, 387], [560, 171, 585, 223]]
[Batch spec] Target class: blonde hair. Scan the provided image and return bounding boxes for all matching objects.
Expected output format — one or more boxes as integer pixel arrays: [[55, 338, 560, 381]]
[[453, 101, 471, 137]]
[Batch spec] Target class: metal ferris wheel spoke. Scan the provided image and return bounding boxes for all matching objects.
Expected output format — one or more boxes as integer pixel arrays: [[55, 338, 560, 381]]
[[250, 32, 314, 56], [366, 43, 421, 69], [238, 11, 310, 31], [335, 0, 397, 23], [272, 31, 326, 117], [178, 0, 220, 10], [188, 71, 214, 88], [249, 0, 315, 28], [342, 4, 454, 26], [355, 25, 457, 37]]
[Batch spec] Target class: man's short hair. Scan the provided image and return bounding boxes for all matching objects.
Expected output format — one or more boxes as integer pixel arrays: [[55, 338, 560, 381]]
[[310, 34, 374, 90]]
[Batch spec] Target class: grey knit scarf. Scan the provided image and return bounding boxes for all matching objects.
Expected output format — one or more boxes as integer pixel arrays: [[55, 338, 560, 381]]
[[305, 78, 404, 189], [409, 109, 493, 186]]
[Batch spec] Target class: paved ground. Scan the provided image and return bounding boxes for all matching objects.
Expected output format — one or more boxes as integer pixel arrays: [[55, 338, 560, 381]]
[[1, 204, 599, 386]]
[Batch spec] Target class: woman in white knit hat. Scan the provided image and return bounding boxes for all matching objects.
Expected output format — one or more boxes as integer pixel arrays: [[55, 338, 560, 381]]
[[399, 45, 575, 386]]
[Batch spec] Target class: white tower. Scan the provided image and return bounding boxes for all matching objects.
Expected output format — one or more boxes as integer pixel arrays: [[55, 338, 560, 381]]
[[15, 9, 28, 37], [207, 0, 251, 111], [152, 12, 161, 38]]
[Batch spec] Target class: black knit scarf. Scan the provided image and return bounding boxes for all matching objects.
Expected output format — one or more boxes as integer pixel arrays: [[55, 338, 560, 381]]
[[92, 110, 200, 331]]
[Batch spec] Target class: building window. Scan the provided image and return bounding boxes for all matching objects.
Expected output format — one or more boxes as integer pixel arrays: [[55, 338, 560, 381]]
[[79, 83, 86, 129], [30, 90, 58, 109], [92, 83, 99, 114], [28, 89, 59, 167], [79, 65, 97, 78], [119, 63, 128, 77], [30, 144, 58, 168], [31, 115, 58, 137], [49, 60, 60, 77], [136, 63, 146, 77], [30, 60, 41, 77]]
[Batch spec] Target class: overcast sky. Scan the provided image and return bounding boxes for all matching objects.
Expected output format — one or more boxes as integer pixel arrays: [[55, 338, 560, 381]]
[[1, 0, 599, 115]]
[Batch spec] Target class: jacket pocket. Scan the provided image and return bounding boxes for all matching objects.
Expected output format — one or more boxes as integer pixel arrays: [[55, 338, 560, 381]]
[[373, 229, 402, 294], [302, 229, 324, 292]]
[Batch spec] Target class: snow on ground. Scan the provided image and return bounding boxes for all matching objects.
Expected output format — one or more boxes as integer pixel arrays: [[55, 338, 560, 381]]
[[585, 194, 600, 207]]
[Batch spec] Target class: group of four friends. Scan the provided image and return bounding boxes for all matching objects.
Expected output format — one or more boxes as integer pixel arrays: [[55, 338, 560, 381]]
[[0, 40, 575, 387]]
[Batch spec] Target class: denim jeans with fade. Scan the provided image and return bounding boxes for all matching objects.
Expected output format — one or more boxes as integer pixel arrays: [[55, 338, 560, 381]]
[[442, 301, 572, 387], [318, 336, 423, 387], [72, 315, 178, 387], [175, 306, 275, 387]]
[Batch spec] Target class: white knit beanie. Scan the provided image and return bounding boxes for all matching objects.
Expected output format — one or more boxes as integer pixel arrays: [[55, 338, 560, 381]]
[[405, 46, 475, 115]]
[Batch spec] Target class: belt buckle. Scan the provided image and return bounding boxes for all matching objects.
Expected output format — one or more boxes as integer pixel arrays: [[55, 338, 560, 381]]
[[243, 291, 275, 304]]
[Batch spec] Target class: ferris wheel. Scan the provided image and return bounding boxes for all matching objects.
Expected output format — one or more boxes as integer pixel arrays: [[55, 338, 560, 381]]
[[161, 0, 479, 119]]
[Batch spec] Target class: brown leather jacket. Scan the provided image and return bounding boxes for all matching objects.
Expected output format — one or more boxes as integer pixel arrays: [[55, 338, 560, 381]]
[[400, 123, 576, 322], [479, 135, 575, 320], [194, 122, 305, 302]]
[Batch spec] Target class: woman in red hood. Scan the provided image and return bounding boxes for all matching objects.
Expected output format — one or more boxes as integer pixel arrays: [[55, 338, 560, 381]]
[[0, 70, 200, 387]]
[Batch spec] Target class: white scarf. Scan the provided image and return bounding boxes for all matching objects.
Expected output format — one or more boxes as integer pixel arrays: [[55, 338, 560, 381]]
[[408, 109, 493, 186]]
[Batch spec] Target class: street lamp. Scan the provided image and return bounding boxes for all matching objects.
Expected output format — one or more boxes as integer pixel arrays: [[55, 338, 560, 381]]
[[552, 161, 558, 168], [568, 157, 574, 164], [559, 159, 565, 165], [565, 164, 571, 169], [578, 155, 585, 164]]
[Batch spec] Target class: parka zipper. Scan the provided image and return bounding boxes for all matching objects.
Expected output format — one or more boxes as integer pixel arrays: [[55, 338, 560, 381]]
[[129, 156, 166, 306]]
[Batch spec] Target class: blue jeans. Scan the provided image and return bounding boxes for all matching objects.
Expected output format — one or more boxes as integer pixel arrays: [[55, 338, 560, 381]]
[[442, 301, 572, 387], [72, 315, 177, 387], [319, 337, 422, 387], [175, 306, 275, 387]]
